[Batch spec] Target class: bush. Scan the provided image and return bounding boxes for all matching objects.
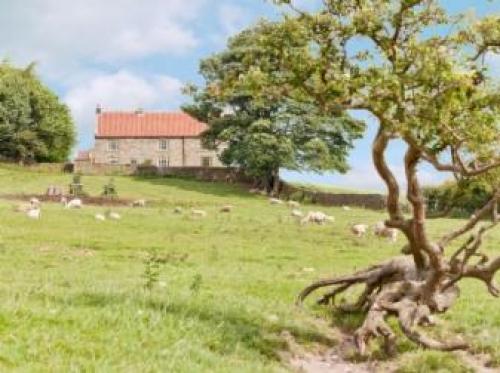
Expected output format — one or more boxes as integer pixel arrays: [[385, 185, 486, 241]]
[[424, 179, 495, 217], [102, 178, 118, 197]]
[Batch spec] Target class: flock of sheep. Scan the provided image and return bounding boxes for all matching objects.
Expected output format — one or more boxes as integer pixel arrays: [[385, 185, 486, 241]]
[[15, 194, 398, 243], [268, 197, 398, 242]]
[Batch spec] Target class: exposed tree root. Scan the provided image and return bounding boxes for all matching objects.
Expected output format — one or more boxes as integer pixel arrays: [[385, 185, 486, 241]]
[[298, 257, 471, 355]]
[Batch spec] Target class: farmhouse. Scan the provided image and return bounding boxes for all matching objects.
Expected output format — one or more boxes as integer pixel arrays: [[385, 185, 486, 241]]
[[77, 107, 224, 168]]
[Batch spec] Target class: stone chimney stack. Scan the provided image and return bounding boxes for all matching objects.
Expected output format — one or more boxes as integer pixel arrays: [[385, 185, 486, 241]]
[[96, 104, 102, 115]]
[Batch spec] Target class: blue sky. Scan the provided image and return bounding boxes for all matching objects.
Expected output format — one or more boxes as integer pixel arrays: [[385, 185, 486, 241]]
[[0, 0, 498, 191]]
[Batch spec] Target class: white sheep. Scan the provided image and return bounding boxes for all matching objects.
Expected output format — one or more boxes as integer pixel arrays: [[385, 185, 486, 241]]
[[373, 221, 398, 242], [351, 224, 368, 237], [269, 198, 283, 205], [291, 209, 304, 218], [342, 205, 352, 211], [30, 197, 41, 208], [107, 211, 121, 220], [191, 209, 207, 218], [174, 206, 183, 214], [95, 213, 106, 221], [26, 208, 41, 220], [301, 211, 334, 225], [62, 197, 82, 209], [132, 199, 146, 207], [287, 200, 300, 208]]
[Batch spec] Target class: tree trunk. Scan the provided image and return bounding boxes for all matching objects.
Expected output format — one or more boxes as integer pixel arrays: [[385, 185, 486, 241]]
[[298, 126, 499, 356]]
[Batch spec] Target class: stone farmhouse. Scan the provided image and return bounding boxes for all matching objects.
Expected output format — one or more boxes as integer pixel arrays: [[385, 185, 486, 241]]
[[76, 107, 224, 169]]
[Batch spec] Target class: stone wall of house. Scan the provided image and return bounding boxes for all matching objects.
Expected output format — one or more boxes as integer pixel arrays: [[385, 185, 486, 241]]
[[92, 138, 224, 167]]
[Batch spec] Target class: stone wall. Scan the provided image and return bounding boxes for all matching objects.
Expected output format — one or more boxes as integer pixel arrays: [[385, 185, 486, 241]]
[[280, 182, 387, 210], [92, 137, 224, 167]]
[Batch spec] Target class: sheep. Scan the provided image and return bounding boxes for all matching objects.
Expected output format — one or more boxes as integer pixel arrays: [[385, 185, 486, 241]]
[[269, 198, 283, 205], [106, 211, 121, 220], [26, 208, 41, 220], [220, 205, 234, 213], [300, 211, 334, 225], [95, 213, 106, 221], [291, 209, 304, 218], [30, 198, 41, 208], [173, 206, 183, 214], [61, 196, 82, 209], [249, 188, 260, 194], [373, 221, 398, 242], [191, 209, 207, 218], [287, 200, 300, 208], [342, 205, 352, 211], [351, 224, 368, 237], [132, 199, 146, 208]]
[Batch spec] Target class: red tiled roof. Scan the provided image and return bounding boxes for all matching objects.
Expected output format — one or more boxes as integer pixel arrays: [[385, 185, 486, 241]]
[[96, 111, 207, 138]]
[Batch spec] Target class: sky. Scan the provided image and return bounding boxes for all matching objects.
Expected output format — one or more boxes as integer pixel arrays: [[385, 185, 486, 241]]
[[0, 0, 498, 191]]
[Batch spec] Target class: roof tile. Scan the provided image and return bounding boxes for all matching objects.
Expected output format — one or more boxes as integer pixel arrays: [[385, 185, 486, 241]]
[[96, 111, 207, 138]]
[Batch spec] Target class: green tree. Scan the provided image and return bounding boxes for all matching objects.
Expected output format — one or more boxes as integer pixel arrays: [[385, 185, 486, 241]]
[[0, 62, 75, 163], [209, 1, 499, 354], [183, 24, 364, 194]]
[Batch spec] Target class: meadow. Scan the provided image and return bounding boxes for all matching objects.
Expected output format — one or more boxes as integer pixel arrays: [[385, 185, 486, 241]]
[[0, 165, 498, 372]]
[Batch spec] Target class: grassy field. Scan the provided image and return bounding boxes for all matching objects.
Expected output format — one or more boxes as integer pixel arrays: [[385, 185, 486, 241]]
[[0, 165, 498, 372]]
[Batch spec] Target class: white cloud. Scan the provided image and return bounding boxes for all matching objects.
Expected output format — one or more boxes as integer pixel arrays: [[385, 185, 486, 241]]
[[64, 70, 184, 148], [0, 0, 204, 78]]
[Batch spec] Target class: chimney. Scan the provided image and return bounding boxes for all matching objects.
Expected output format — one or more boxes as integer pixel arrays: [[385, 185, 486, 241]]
[[135, 107, 144, 115], [96, 104, 102, 115]]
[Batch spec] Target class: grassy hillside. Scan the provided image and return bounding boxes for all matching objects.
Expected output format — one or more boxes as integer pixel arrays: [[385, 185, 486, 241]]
[[0, 165, 498, 372]]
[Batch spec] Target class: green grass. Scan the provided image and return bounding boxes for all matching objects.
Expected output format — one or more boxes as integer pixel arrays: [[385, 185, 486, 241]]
[[0, 165, 498, 372]]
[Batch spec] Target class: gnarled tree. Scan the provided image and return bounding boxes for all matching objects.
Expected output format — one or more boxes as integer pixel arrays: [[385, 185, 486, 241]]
[[203, 0, 500, 354]]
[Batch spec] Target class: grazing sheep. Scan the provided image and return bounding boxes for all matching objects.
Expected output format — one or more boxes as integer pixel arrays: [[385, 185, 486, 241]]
[[61, 197, 82, 209], [107, 211, 121, 220], [287, 200, 300, 208], [249, 188, 260, 194], [26, 208, 41, 220], [373, 221, 398, 242], [174, 206, 183, 214], [300, 211, 334, 225], [291, 209, 304, 218], [342, 205, 352, 211], [220, 205, 234, 213], [269, 198, 283, 205], [95, 213, 106, 221], [30, 198, 41, 208], [132, 199, 146, 207], [351, 224, 368, 237], [191, 209, 207, 218]]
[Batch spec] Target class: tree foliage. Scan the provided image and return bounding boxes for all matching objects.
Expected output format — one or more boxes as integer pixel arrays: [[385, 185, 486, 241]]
[[204, 0, 500, 355], [0, 62, 75, 163], [183, 22, 365, 192]]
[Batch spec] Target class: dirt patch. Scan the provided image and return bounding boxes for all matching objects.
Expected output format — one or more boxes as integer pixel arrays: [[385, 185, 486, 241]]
[[280, 330, 393, 373], [2, 194, 137, 207], [455, 351, 498, 373]]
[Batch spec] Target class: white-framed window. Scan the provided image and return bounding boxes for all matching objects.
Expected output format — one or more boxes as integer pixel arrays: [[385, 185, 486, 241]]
[[201, 156, 212, 167], [158, 157, 168, 168], [159, 139, 168, 151], [108, 140, 119, 151]]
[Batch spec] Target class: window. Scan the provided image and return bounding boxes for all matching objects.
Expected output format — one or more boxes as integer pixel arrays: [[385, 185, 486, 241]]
[[158, 158, 168, 168], [159, 139, 168, 151], [201, 157, 212, 167], [109, 157, 119, 164], [108, 140, 119, 151], [130, 159, 137, 166]]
